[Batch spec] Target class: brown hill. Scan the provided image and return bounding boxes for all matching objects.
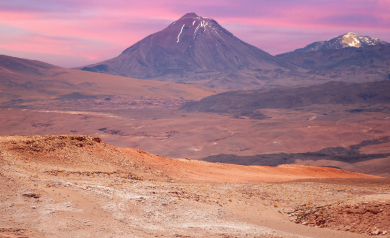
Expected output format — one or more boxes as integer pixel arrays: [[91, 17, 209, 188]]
[[0, 54, 221, 109], [0, 135, 375, 184]]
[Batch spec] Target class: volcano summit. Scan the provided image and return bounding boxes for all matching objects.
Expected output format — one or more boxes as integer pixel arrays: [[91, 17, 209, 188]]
[[81, 13, 293, 89]]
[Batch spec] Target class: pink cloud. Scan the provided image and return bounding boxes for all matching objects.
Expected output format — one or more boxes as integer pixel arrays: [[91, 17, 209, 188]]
[[0, 0, 389, 67]]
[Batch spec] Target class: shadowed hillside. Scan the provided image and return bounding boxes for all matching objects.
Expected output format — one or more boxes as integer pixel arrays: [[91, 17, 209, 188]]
[[203, 136, 390, 177], [182, 80, 390, 119]]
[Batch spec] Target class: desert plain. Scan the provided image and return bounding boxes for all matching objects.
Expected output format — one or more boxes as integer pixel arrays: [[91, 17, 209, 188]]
[[1, 50, 390, 238]]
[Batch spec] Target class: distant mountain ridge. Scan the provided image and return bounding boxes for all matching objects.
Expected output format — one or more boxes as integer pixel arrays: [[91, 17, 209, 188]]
[[278, 32, 388, 56], [277, 43, 390, 70], [276, 33, 390, 83], [78, 13, 390, 90]]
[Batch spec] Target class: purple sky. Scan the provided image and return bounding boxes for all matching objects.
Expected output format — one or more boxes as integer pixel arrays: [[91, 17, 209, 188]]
[[1, 0, 389, 68]]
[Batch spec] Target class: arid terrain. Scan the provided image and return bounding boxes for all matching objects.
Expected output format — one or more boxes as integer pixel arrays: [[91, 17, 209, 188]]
[[1, 52, 390, 238], [1, 100, 389, 177], [1, 55, 390, 176], [1, 135, 389, 238]]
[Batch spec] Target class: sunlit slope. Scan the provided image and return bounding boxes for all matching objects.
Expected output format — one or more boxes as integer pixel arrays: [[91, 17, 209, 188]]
[[0, 55, 222, 106], [0, 134, 376, 183]]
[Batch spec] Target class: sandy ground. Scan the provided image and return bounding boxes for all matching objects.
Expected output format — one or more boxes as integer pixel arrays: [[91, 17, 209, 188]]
[[1, 135, 389, 238]]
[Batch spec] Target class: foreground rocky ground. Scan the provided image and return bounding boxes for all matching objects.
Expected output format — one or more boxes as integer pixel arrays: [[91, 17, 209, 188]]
[[0, 135, 389, 238]]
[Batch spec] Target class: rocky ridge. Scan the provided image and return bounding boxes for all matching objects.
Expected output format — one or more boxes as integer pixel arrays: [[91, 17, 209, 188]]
[[292, 201, 389, 236]]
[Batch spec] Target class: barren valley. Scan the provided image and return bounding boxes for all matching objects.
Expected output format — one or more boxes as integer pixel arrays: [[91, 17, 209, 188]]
[[1, 100, 389, 177]]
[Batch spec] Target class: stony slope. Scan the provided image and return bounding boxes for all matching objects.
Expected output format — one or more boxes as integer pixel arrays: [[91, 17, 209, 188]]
[[1, 134, 387, 238]]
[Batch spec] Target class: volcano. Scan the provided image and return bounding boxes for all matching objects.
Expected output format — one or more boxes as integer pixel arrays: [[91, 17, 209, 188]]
[[80, 13, 293, 89]]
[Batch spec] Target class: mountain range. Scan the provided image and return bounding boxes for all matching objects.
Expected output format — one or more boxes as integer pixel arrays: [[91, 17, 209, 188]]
[[79, 13, 389, 90], [1, 12, 389, 101]]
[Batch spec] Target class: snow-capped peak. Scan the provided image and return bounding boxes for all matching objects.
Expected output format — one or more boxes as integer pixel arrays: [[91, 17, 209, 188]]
[[279, 32, 388, 55], [169, 13, 225, 44], [340, 32, 388, 48]]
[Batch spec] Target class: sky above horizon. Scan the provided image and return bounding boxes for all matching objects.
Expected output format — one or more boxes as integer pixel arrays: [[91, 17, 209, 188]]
[[1, 0, 389, 68]]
